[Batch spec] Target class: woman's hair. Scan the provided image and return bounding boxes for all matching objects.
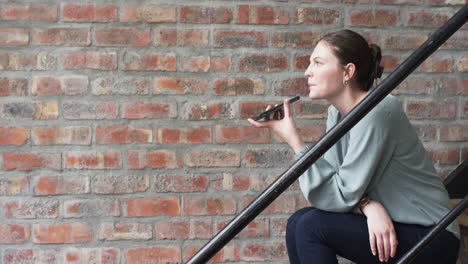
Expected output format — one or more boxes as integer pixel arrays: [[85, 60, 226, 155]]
[[320, 29, 384, 91]]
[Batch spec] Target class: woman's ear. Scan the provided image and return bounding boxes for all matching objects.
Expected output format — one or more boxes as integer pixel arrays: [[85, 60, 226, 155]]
[[343, 63, 356, 82]]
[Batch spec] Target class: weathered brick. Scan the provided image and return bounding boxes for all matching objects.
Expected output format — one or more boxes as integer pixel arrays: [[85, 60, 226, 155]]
[[154, 174, 209, 193], [239, 101, 283, 119], [271, 217, 288, 237], [376, 0, 421, 4], [462, 98, 468, 119], [183, 196, 237, 215], [242, 242, 288, 261], [406, 100, 456, 119], [349, 9, 399, 27], [427, 0, 465, 4], [0, 126, 29, 145], [274, 124, 325, 143], [273, 77, 309, 96], [62, 101, 118, 120], [92, 76, 150, 95], [237, 5, 288, 24], [61, 51, 117, 70], [64, 199, 120, 218], [61, 3, 117, 22], [407, 11, 452, 28], [180, 56, 210, 72], [62, 248, 120, 264], [64, 151, 121, 169], [382, 33, 427, 50], [216, 218, 269, 238], [32, 28, 90, 46], [94, 27, 150, 46], [181, 102, 235, 120], [244, 148, 294, 168], [413, 124, 437, 142], [4, 199, 58, 219], [157, 127, 211, 144], [272, 31, 321, 48], [211, 57, 231, 72], [185, 149, 241, 167], [427, 147, 459, 165], [295, 101, 329, 119], [381, 55, 400, 72], [0, 3, 57, 21], [0, 28, 29, 45], [93, 174, 149, 194], [99, 222, 151, 240], [440, 125, 468, 142], [3, 152, 61, 171], [417, 57, 453, 72], [213, 78, 264, 95], [33, 223, 92, 244], [125, 150, 147, 170], [34, 176, 89, 196], [124, 247, 181, 264], [154, 76, 207, 95], [32, 126, 91, 145], [180, 6, 233, 23], [214, 30, 267, 47], [124, 197, 180, 217], [96, 125, 152, 144], [0, 224, 30, 244], [294, 7, 340, 25], [2, 102, 58, 120], [155, 219, 212, 240], [211, 173, 264, 191], [155, 28, 208, 46], [0, 51, 56, 71], [393, 79, 436, 95], [122, 52, 176, 71], [294, 54, 310, 71], [147, 150, 180, 169], [32, 75, 88, 96], [121, 5, 176, 23], [184, 244, 240, 263], [0, 77, 28, 96], [122, 101, 175, 119], [239, 54, 288, 72], [436, 78, 468, 95], [215, 125, 270, 144], [0, 176, 29, 195], [459, 57, 468, 73]]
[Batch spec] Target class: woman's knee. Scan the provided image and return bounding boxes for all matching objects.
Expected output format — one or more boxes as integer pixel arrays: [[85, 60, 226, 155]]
[[286, 207, 315, 234], [295, 207, 329, 236]]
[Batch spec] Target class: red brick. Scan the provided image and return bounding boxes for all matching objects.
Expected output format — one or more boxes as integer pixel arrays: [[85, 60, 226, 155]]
[[376, 0, 421, 3], [295, 101, 329, 119], [271, 217, 288, 237], [32, 75, 88, 96], [436, 79, 468, 95], [211, 57, 231, 72], [462, 99, 468, 119], [62, 248, 120, 264], [180, 56, 210, 72], [32, 126, 91, 145], [122, 101, 175, 119], [92, 76, 150, 95], [96, 125, 152, 144], [240, 101, 282, 119], [184, 244, 240, 263], [124, 197, 180, 217], [213, 78, 264, 95], [3, 152, 61, 171], [0, 176, 29, 195], [349, 9, 399, 27], [34, 176, 89, 196], [381, 55, 400, 72], [126, 150, 147, 169], [154, 174, 209, 193], [294, 7, 340, 25], [215, 125, 270, 144], [459, 57, 468, 73], [427, 148, 459, 165], [0, 126, 29, 145], [406, 100, 456, 119], [181, 102, 235, 120], [216, 218, 269, 238], [2, 102, 58, 120], [61, 4, 117, 22], [0, 51, 56, 71], [64, 199, 120, 218], [272, 31, 321, 48], [442, 31, 468, 50], [214, 30, 267, 47], [147, 150, 180, 169], [154, 76, 208, 95], [237, 5, 288, 24], [3, 249, 34, 264], [124, 247, 181, 264], [239, 54, 288, 72], [407, 11, 452, 28], [62, 101, 118, 120], [273, 77, 309, 96], [242, 242, 288, 261], [413, 124, 437, 142], [94, 27, 150, 46], [64, 151, 121, 169], [0, 28, 29, 45], [99, 222, 151, 240], [244, 148, 294, 168], [393, 79, 436, 95], [61, 51, 117, 70], [183, 196, 237, 215], [180, 6, 233, 23], [417, 57, 453, 72], [93, 174, 149, 194], [0, 224, 30, 244], [33, 223, 92, 244], [274, 123, 326, 143], [0, 3, 57, 21], [440, 125, 468, 142], [4, 199, 58, 219], [186, 149, 241, 167], [211, 173, 264, 191], [121, 5, 176, 23], [122, 52, 176, 71], [155, 219, 212, 240], [462, 147, 468, 161], [294, 54, 310, 70], [32, 28, 90, 46], [0, 77, 28, 96], [382, 33, 427, 50], [157, 126, 211, 144], [155, 28, 208, 46]]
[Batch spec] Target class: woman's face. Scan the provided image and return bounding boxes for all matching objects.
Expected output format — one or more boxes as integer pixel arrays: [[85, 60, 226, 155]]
[[304, 41, 346, 100]]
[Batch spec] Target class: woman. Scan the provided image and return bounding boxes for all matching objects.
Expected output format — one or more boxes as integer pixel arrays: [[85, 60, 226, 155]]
[[248, 29, 460, 264]]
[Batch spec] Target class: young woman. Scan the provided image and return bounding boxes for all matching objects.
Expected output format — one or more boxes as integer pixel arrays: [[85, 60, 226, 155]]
[[248, 30, 460, 264]]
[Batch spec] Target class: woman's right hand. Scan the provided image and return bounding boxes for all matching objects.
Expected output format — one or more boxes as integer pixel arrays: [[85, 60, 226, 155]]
[[247, 99, 305, 153]]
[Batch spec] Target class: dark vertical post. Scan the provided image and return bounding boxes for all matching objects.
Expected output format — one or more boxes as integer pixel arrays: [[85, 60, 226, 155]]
[[186, 5, 468, 264]]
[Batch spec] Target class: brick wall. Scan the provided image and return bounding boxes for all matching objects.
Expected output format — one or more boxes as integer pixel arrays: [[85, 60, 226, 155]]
[[0, 1, 466, 264]]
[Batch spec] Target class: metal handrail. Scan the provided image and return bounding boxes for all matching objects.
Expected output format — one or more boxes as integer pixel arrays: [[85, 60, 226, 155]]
[[187, 5, 468, 263]]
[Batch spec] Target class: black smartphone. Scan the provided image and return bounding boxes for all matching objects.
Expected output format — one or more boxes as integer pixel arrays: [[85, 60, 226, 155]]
[[251, 96, 300, 121]]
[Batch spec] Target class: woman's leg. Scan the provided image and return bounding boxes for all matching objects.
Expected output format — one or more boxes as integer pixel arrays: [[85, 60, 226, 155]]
[[286, 207, 316, 264]]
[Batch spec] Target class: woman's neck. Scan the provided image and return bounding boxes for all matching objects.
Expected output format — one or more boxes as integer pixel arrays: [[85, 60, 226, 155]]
[[329, 88, 368, 116]]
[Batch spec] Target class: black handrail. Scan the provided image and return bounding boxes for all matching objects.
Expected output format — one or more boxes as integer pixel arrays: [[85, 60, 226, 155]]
[[186, 5, 468, 263]]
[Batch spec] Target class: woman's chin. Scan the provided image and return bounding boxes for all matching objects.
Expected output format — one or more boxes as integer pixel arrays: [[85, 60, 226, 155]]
[[308, 91, 322, 100]]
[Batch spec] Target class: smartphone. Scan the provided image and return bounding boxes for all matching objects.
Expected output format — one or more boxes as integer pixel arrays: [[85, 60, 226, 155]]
[[251, 96, 300, 121]]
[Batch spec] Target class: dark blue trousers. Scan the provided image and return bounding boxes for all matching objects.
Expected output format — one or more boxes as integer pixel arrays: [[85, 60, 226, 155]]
[[286, 207, 460, 264]]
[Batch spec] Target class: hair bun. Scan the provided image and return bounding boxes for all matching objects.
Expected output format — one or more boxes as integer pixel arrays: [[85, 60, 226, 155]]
[[369, 44, 383, 80]]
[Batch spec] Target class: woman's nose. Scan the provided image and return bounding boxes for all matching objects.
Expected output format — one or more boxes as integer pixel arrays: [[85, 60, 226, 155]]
[[304, 64, 313, 77]]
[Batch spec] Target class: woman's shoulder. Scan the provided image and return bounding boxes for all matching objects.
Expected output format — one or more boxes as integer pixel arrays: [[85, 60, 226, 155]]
[[359, 94, 404, 128]]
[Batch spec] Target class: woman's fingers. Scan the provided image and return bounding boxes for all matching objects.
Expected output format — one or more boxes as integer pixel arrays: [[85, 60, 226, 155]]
[[369, 233, 377, 256], [284, 99, 292, 118], [377, 235, 384, 262], [383, 232, 390, 262], [390, 229, 398, 258]]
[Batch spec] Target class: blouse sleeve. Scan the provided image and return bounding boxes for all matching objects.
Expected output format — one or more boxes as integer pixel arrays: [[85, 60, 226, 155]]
[[295, 108, 394, 212]]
